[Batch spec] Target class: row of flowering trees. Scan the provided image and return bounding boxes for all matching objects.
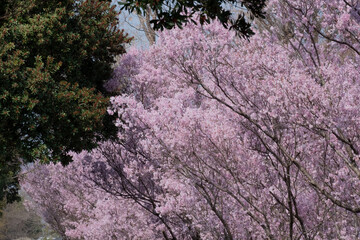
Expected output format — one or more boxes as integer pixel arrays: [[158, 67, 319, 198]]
[[21, 0, 360, 239]]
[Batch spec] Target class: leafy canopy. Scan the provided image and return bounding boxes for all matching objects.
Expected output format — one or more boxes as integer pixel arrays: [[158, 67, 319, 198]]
[[120, 0, 267, 38], [0, 0, 131, 203]]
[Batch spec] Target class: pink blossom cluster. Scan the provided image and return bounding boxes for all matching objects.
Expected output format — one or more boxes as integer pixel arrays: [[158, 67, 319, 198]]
[[21, 151, 158, 239], [22, 0, 360, 239]]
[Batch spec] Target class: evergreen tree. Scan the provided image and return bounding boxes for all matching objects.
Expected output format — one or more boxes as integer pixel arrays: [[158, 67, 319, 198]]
[[0, 0, 131, 203]]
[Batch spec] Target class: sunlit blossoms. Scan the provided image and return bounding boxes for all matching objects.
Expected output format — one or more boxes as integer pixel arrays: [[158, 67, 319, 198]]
[[22, 0, 360, 239]]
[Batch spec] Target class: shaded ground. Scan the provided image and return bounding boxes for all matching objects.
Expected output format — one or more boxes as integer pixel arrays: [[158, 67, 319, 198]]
[[0, 200, 60, 240]]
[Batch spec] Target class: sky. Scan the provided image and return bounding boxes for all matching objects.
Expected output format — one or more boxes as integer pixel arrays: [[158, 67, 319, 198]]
[[113, 0, 153, 49]]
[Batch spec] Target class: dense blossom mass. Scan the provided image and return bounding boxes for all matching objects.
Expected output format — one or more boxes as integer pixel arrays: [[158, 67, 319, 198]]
[[22, 0, 360, 239]]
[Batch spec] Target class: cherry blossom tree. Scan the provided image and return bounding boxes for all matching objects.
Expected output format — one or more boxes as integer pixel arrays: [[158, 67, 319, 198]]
[[21, 0, 360, 239]]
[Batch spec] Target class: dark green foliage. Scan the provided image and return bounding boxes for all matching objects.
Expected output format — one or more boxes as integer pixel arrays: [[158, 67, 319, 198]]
[[120, 0, 267, 38], [0, 0, 131, 203]]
